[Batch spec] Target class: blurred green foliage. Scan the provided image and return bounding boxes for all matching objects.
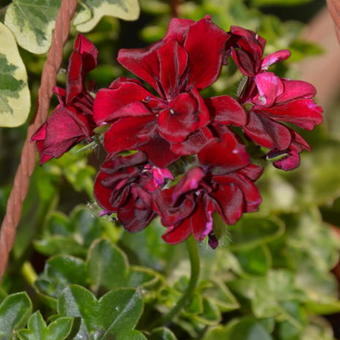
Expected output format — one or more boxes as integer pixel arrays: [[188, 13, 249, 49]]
[[1, 0, 340, 339]]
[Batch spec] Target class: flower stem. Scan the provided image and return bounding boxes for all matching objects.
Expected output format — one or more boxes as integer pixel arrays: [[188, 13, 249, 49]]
[[154, 236, 200, 327]]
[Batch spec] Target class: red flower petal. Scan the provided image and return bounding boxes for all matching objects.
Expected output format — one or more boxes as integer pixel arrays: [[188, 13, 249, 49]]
[[172, 167, 206, 201], [211, 184, 244, 225], [139, 135, 181, 168], [198, 129, 249, 171], [94, 170, 116, 212], [74, 34, 98, 73], [162, 220, 192, 244], [32, 106, 89, 163], [259, 99, 323, 130], [244, 111, 292, 149], [118, 196, 155, 232], [158, 92, 200, 143], [157, 39, 188, 98], [253, 72, 284, 107], [170, 127, 215, 156], [207, 95, 247, 126], [66, 35, 98, 103], [238, 164, 263, 181], [192, 196, 214, 241], [231, 48, 257, 77], [261, 50, 290, 70], [155, 189, 196, 226], [184, 17, 229, 90], [94, 81, 153, 124], [104, 116, 155, 153], [277, 79, 317, 103], [164, 17, 194, 43], [118, 43, 162, 94]]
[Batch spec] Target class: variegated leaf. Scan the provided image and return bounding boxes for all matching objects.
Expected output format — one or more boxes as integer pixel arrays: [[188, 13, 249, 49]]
[[75, 0, 140, 33], [4, 0, 61, 54], [0, 22, 30, 127]]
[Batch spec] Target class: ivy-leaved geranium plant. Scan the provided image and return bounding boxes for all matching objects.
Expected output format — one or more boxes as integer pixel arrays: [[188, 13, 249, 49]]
[[32, 16, 323, 248]]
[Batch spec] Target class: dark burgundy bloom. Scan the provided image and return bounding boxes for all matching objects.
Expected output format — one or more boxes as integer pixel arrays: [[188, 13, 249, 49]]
[[155, 130, 262, 245], [243, 72, 323, 170], [94, 151, 173, 232], [94, 16, 230, 167], [32, 35, 98, 163], [229, 26, 290, 78]]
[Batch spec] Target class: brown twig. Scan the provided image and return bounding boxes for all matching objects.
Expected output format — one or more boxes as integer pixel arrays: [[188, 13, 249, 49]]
[[170, 0, 179, 17], [0, 0, 78, 280], [327, 0, 340, 43]]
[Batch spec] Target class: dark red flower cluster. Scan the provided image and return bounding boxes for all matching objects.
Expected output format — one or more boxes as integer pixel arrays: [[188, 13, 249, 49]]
[[33, 17, 323, 247]]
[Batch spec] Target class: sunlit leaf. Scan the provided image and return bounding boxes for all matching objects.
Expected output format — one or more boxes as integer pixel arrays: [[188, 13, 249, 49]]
[[5, 0, 60, 54], [17, 311, 73, 340], [0, 22, 30, 127], [58, 285, 144, 338], [75, 0, 140, 32], [0, 292, 32, 339]]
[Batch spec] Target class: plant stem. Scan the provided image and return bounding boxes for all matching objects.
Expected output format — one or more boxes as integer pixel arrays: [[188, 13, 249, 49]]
[[170, 0, 179, 17], [154, 236, 200, 327]]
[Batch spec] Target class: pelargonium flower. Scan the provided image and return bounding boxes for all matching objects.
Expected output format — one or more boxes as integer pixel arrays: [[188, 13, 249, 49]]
[[243, 72, 323, 170], [228, 26, 290, 78], [155, 130, 262, 247], [94, 151, 173, 232], [32, 35, 98, 163], [93, 16, 230, 167]]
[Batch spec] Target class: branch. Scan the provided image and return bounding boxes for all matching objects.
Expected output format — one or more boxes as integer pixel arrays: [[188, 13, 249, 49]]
[[0, 0, 78, 280], [327, 0, 340, 43]]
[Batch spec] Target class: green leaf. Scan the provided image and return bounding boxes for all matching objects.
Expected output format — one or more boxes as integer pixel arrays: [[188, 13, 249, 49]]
[[227, 215, 285, 250], [202, 326, 232, 340], [17, 311, 73, 340], [202, 280, 239, 312], [0, 22, 30, 127], [251, 0, 312, 6], [0, 292, 32, 339], [58, 285, 144, 338], [150, 327, 178, 340], [235, 245, 272, 276], [192, 298, 221, 325], [75, 0, 140, 32], [127, 266, 161, 289], [116, 330, 148, 340], [35, 255, 87, 298], [4, 0, 61, 54], [87, 239, 130, 291], [230, 270, 305, 319], [305, 300, 340, 315], [227, 317, 273, 340]]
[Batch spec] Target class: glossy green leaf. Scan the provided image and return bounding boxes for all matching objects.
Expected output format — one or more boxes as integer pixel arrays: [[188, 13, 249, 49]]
[[227, 216, 285, 250], [5, 0, 60, 54], [0, 292, 32, 339], [230, 270, 305, 319], [128, 266, 161, 289], [227, 317, 273, 340], [202, 326, 232, 340], [0, 22, 30, 127], [235, 245, 272, 276], [192, 298, 221, 325], [17, 311, 73, 340], [87, 239, 129, 291], [116, 330, 148, 340], [58, 285, 143, 337], [75, 0, 140, 32], [203, 280, 239, 312], [35, 255, 87, 298], [150, 327, 178, 340]]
